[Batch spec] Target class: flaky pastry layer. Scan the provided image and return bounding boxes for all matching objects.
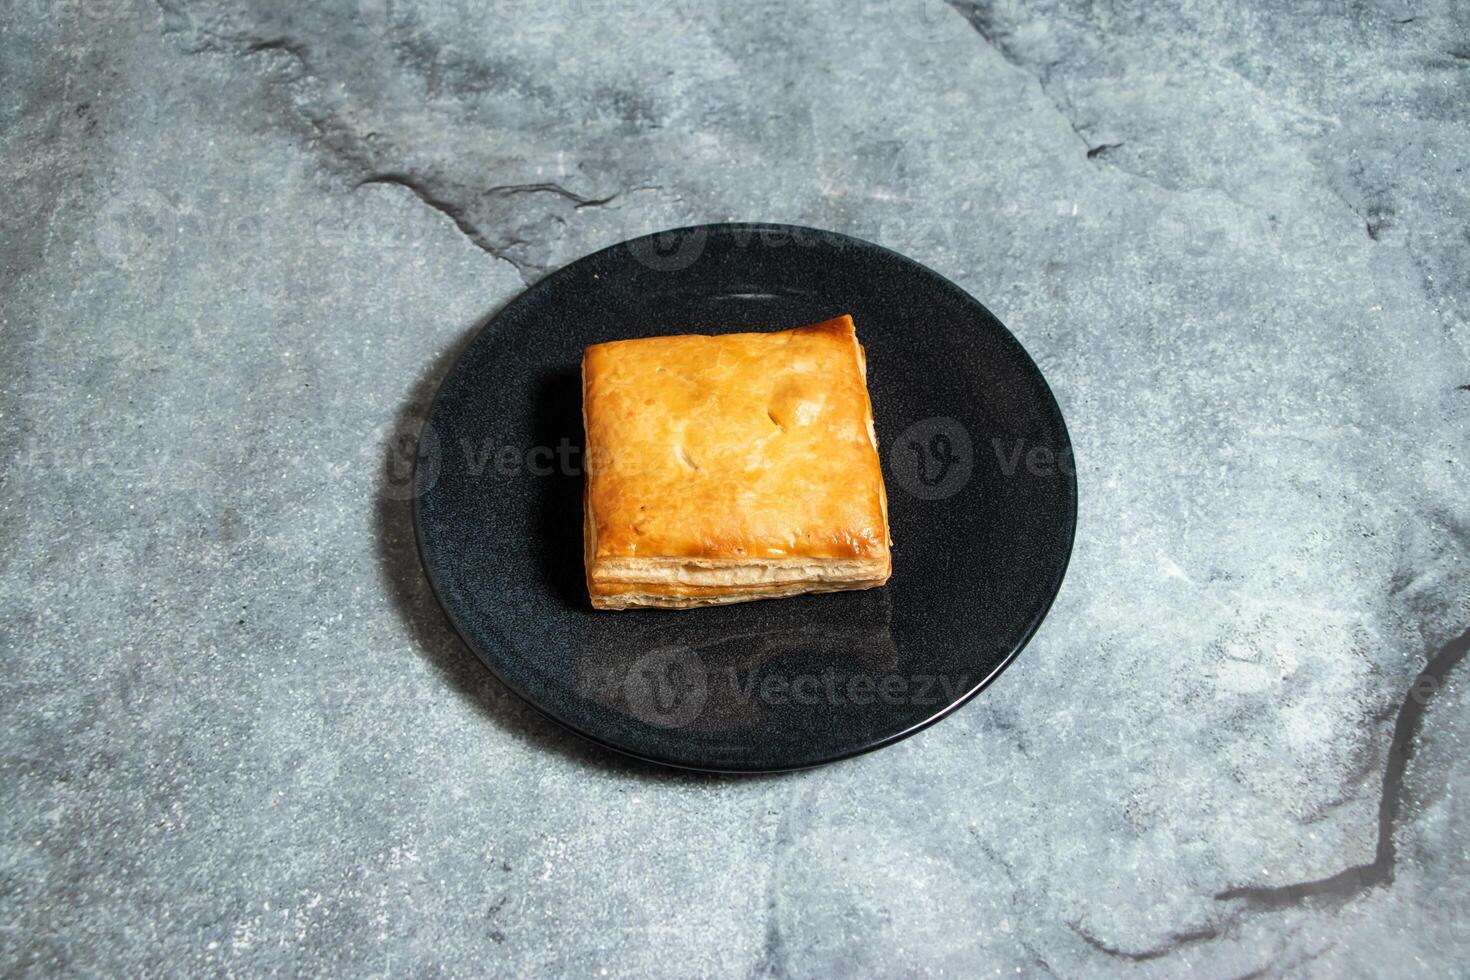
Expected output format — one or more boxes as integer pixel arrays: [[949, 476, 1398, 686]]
[[589, 576, 891, 610]]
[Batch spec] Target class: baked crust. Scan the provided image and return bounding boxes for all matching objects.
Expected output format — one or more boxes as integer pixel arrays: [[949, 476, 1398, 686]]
[[582, 315, 892, 610]]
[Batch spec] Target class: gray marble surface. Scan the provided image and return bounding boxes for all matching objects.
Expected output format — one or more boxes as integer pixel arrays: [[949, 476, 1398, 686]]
[[2, 0, 1467, 975]]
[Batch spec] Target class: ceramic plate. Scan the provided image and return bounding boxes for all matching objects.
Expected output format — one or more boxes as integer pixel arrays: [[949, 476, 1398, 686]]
[[413, 223, 1076, 771]]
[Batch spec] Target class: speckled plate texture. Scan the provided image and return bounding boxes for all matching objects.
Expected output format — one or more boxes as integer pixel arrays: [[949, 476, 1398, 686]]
[[413, 223, 1076, 771]]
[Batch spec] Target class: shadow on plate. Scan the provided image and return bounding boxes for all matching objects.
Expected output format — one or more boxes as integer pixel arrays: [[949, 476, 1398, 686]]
[[530, 365, 588, 609]]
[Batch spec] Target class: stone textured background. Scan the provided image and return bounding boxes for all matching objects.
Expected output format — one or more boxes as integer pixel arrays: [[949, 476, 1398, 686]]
[[2, 0, 1467, 975]]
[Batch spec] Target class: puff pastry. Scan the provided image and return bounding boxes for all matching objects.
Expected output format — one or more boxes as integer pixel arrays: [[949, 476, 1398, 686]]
[[582, 314, 892, 610]]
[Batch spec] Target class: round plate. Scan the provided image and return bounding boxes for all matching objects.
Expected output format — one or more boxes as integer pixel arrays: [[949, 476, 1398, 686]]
[[413, 223, 1076, 772]]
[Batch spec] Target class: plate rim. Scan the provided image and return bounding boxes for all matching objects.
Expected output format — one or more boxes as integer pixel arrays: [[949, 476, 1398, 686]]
[[412, 221, 1078, 773]]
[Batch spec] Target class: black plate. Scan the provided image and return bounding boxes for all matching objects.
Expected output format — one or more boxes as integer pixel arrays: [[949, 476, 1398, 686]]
[[413, 223, 1076, 772]]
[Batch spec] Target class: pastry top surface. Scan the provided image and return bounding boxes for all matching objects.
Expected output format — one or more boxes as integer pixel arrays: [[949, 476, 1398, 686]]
[[583, 315, 889, 561]]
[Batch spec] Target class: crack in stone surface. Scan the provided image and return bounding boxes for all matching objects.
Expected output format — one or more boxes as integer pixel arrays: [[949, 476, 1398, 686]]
[[944, 2, 1091, 153], [152, 4, 629, 284], [961, 830, 1059, 975], [1214, 626, 1470, 910], [242, 36, 308, 61], [483, 183, 617, 209], [1068, 920, 1224, 963], [355, 175, 538, 284], [942, 0, 1201, 201]]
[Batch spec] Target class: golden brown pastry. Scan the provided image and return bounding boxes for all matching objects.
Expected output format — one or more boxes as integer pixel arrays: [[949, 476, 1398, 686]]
[[582, 314, 892, 610]]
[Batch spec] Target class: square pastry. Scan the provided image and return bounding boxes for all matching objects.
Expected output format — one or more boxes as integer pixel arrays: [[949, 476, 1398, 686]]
[[582, 314, 892, 610]]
